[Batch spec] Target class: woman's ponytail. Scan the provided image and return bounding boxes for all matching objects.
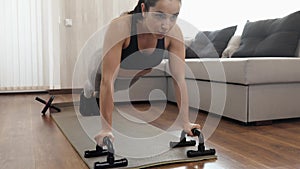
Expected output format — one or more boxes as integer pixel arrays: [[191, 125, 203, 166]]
[[128, 0, 145, 15], [128, 0, 158, 20], [128, 0, 181, 20]]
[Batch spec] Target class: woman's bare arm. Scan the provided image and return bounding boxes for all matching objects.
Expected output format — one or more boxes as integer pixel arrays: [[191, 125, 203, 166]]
[[167, 25, 200, 135], [94, 16, 130, 145]]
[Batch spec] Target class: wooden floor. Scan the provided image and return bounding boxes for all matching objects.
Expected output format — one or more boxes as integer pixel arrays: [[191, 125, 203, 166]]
[[0, 93, 300, 169]]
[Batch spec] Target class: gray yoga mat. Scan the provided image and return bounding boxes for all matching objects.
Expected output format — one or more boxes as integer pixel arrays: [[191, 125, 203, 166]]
[[51, 106, 217, 169]]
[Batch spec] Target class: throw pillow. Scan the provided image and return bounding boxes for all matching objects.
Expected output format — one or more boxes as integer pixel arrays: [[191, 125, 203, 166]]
[[185, 37, 218, 58], [185, 25, 237, 58], [222, 35, 241, 58], [232, 10, 300, 58]]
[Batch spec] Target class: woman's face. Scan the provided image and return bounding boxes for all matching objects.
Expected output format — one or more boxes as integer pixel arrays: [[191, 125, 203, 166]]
[[142, 0, 181, 39]]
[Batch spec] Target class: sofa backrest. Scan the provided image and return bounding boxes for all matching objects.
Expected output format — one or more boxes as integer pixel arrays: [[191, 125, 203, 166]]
[[231, 11, 300, 58], [222, 36, 300, 58], [185, 26, 237, 58]]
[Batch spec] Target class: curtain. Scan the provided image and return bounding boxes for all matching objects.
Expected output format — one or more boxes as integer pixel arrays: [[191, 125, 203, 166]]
[[0, 0, 137, 91], [0, 0, 60, 91]]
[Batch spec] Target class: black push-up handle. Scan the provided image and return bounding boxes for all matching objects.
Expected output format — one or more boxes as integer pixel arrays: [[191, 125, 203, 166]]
[[169, 130, 196, 148], [186, 128, 216, 158], [88, 137, 128, 169]]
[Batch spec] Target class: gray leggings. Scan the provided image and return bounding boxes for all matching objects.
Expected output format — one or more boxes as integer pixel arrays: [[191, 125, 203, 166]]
[[84, 71, 143, 98]]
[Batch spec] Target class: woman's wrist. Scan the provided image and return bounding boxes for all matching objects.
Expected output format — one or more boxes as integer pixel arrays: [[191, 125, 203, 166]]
[[101, 117, 112, 131], [178, 110, 190, 124], [101, 122, 112, 131]]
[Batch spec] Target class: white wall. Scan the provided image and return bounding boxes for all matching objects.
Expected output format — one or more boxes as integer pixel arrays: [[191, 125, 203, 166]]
[[60, 0, 137, 88], [179, 0, 300, 36]]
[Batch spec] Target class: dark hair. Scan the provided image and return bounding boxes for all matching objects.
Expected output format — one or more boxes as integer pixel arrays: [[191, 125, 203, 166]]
[[128, 0, 181, 20]]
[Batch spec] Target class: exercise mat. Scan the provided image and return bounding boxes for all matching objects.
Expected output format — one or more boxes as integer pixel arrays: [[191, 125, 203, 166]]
[[51, 106, 217, 168]]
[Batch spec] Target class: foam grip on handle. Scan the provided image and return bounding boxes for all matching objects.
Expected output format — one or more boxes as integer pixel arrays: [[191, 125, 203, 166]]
[[103, 136, 114, 154], [187, 149, 216, 158], [169, 140, 196, 148], [94, 158, 128, 169], [191, 128, 204, 144], [191, 128, 200, 136]]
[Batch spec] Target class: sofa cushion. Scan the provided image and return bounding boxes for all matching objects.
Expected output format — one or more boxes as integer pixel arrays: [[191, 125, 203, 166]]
[[237, 58, 300, 84], [185, 26, 237, 58], [170, 58, 300, 85], [232, 11, 300, 58], [182, 58, 248, 84]]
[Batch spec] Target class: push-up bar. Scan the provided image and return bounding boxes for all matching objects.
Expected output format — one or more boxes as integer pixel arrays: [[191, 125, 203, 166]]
[[170, 128, 216, 158], [84, 136, 128, 169]]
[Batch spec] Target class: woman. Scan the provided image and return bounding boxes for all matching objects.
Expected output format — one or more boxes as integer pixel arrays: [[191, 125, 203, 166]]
[[94, 0, 201, 146]]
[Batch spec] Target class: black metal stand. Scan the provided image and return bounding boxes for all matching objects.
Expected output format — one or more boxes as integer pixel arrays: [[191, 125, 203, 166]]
[[84, 137, 128, 169], [169, 130, 196, 148], [35, 96, 61, 115], [170, 129, 216, 158], [186, 129, 216, 157], [84, 145, 108, 158]]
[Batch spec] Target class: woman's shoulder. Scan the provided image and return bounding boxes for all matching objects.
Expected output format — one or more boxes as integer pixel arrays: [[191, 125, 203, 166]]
[[106, 14, 132, 39], [103, 14, 132, 48], [111, 13, 131, 24], [165, 24, 184, 47], [167, 24, 184, 40]]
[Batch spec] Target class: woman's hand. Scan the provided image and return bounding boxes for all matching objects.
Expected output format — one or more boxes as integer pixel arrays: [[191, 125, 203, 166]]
[[183, 122, 201, 136], [94, 130, 114, 146]]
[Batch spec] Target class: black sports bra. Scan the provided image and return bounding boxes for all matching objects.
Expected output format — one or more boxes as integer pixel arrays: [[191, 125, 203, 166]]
[[120, 16, 166, 70]]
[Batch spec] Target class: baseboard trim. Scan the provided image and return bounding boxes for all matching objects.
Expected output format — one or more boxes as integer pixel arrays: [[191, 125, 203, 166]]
[[52, 101, 80, 108], [0, 90, 48, 95], [48, 88, 83, 95]]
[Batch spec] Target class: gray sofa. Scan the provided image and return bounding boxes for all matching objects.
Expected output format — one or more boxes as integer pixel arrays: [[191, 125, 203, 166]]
[[84, 11, 300, 124], [169, 57, 300, 123], [112, 11, 300, 124]]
